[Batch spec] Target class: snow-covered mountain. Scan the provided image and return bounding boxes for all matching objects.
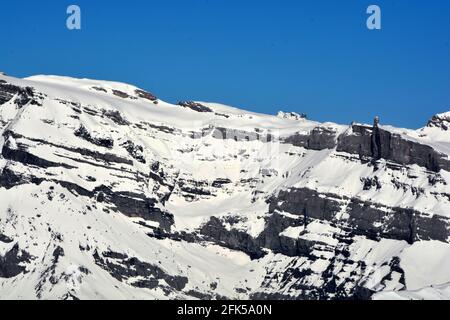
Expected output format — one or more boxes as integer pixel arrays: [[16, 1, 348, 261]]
[[0, 73, 449, 300]]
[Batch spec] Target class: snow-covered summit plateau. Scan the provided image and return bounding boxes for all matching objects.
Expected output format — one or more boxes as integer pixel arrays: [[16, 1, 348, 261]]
[[0, 74, 449, 300]]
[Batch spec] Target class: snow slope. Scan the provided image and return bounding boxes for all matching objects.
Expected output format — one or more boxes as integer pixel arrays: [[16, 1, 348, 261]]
[[0, 74, 449, 300]]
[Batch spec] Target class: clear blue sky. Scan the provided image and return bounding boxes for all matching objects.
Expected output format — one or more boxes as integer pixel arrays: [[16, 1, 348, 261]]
[[1, 0, 449, 128]]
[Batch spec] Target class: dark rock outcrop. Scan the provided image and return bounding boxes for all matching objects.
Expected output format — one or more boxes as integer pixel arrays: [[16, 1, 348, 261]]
[[103, 110, 129, 126], [1, 143, 76, 170], [121, 140, 146, 164], [427, 113, 450, 131], [0, 244, 31, 278], [5, 131, 132, 166], [270, 187, 450, 244], [91, 86, 107, 93], [212, 178, 232, 188], [112, 90, 130, 99], [256, 212, 313, 257], [93, 250, 188, 292], [337, 124, 450, 172], [283, 126, 337, 150], [97, 186, 174, 232], [54, 181, 175, 232], [74, 125, 114, 149], [200, 217, 266, 259], [0, 82, 41, 107], [0, 234, 14, 243], [135, 89, 157, 101], [0, 167, 23, 189], [178, 101, 213, 113]]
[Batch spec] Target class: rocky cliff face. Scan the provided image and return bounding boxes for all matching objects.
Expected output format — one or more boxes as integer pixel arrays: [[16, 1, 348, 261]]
[[0, 74, 449, 300], [337, 124, 450, 172]]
